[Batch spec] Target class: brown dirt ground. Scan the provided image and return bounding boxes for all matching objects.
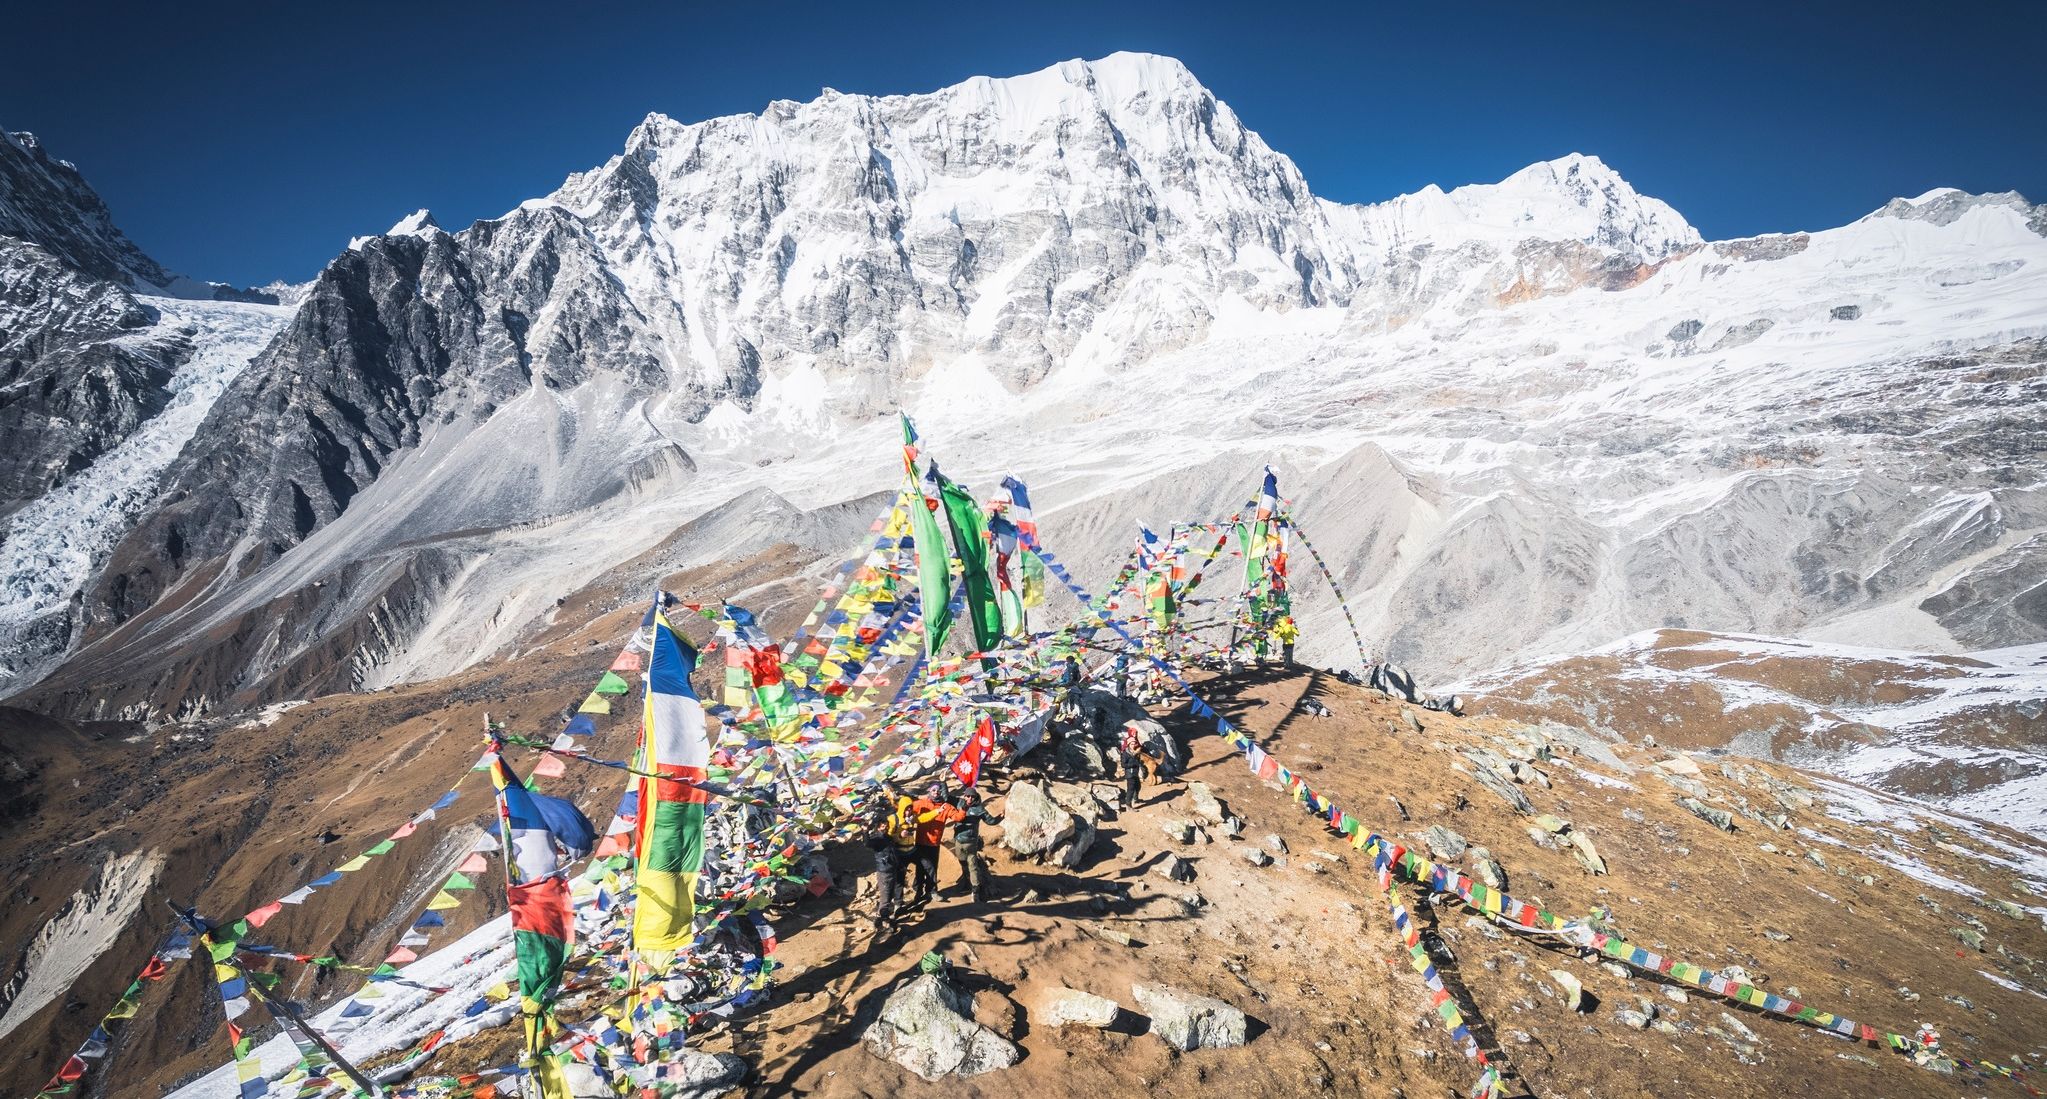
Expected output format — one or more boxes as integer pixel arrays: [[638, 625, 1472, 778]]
[[4, 605, 2045, 1098]]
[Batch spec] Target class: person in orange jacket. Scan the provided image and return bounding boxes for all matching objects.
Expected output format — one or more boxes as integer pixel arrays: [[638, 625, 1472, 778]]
[[905, 783, 950, 908]]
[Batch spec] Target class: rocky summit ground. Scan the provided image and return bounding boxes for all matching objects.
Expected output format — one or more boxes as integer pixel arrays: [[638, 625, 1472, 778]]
[[3, 558, 2045, 1097]]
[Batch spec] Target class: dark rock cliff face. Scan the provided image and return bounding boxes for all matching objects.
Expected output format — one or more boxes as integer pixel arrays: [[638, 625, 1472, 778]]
[[0, 239, 192, 519], [0, 131, 174, 290]]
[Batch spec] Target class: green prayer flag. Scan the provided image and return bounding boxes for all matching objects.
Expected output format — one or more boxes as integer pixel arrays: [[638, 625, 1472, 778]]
[[909, 472, 955, 654], [938, 475, 1004, 657], [593, 671, 631, 696]]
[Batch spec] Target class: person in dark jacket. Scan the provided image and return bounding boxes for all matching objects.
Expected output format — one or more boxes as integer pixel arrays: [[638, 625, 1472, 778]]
[[937, 788, 1001, 901], [1117, 723, 1147, 809], [865, 793, 915, 934]]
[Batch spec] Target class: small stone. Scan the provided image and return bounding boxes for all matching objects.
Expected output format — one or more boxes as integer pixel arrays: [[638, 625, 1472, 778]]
[[1096, 927, 1135, 947], [1662, 987, 1689, 1004], [1420, 825, 1467, 861], [1601, 962, 1630, 980], [1401, 708, 1425, 734], [1613, 1008, 1652, 1029], [1763, 929, 1791, 942], [1805, 850, 1829, 870], [1474, 857, 1508, 892], [1238, 846, 1273, 867], [1569, 832, 1608, 875], [1548, 969, 1588, 1012], [1651, 1019, 1681, 1035], [1718, 1012, 1759, 1043], [1952, 927, 1986, 952], [1536, 814, 1570, 834], [1897, 986, 1920, 1002], [1161, 820, 1195, 844], [1265, 834, 1289, 855], [1155, 855, 1197, 884], [1040, 987, 1122, 1028]]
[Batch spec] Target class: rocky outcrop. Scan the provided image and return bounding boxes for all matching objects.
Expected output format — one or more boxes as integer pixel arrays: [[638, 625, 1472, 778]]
[[0, 238, 184, 518], [863, 974, 1020, 1080], [0, 130, 175, 290]]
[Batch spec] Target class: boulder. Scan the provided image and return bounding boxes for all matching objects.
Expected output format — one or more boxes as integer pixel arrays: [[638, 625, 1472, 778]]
[[1132, 983, 1249, 1051], [1003, 782, 1098, 868], [1420, 825, 1467, 861], [1187, 782, 1228, 824], [1058, 735, 1109, 778], [1462, 752, 1535, 814], [1039, 987, 1121, 1029], [863, 974, 1021, 1080], [1679, 797, 1737, 832]]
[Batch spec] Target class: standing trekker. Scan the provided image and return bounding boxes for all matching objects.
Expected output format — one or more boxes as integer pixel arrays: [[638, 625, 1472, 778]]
[[1275, 615, 1300, 665], [906, 783, 948, 909], [940, 788, 1001, 901], [866, 790, 914, 934], [1117, 722, 1147, 810]]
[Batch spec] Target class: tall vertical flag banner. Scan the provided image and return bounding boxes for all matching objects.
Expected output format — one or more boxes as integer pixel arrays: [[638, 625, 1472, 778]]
[[634, 610, 712, 955], [489, 748, 588, 1098], [912, 458, 957, 653], [938, 472, 1004, 655], [1243, 467, 1282, 624]]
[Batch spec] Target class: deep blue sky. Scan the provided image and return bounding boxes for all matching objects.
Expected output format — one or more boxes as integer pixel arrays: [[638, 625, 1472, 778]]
[[7, 0, 2043, 286]]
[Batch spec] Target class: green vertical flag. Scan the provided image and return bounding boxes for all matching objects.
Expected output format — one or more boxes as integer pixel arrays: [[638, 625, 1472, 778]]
[[938, 474, 1004, 655], [912, 460, 956, 653]]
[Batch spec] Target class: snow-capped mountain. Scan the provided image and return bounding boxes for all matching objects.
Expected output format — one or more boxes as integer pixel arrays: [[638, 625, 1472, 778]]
[[2, 52, 2043, 727]]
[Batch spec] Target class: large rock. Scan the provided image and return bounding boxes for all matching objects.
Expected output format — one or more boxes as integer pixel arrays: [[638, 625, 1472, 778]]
[[1039, 987, 1122, 1028], [863, 974, 1021, 1080], [1186, 781, 1228, 824], [1131, 983, 1250, 1051], [1002, 781, 1098, 868]]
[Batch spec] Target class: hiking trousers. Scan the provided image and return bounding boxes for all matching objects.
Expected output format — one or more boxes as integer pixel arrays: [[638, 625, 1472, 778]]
[[909, 845, 940, 903], [952, 842, 990, 900], [873, 855, 904, 928]]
